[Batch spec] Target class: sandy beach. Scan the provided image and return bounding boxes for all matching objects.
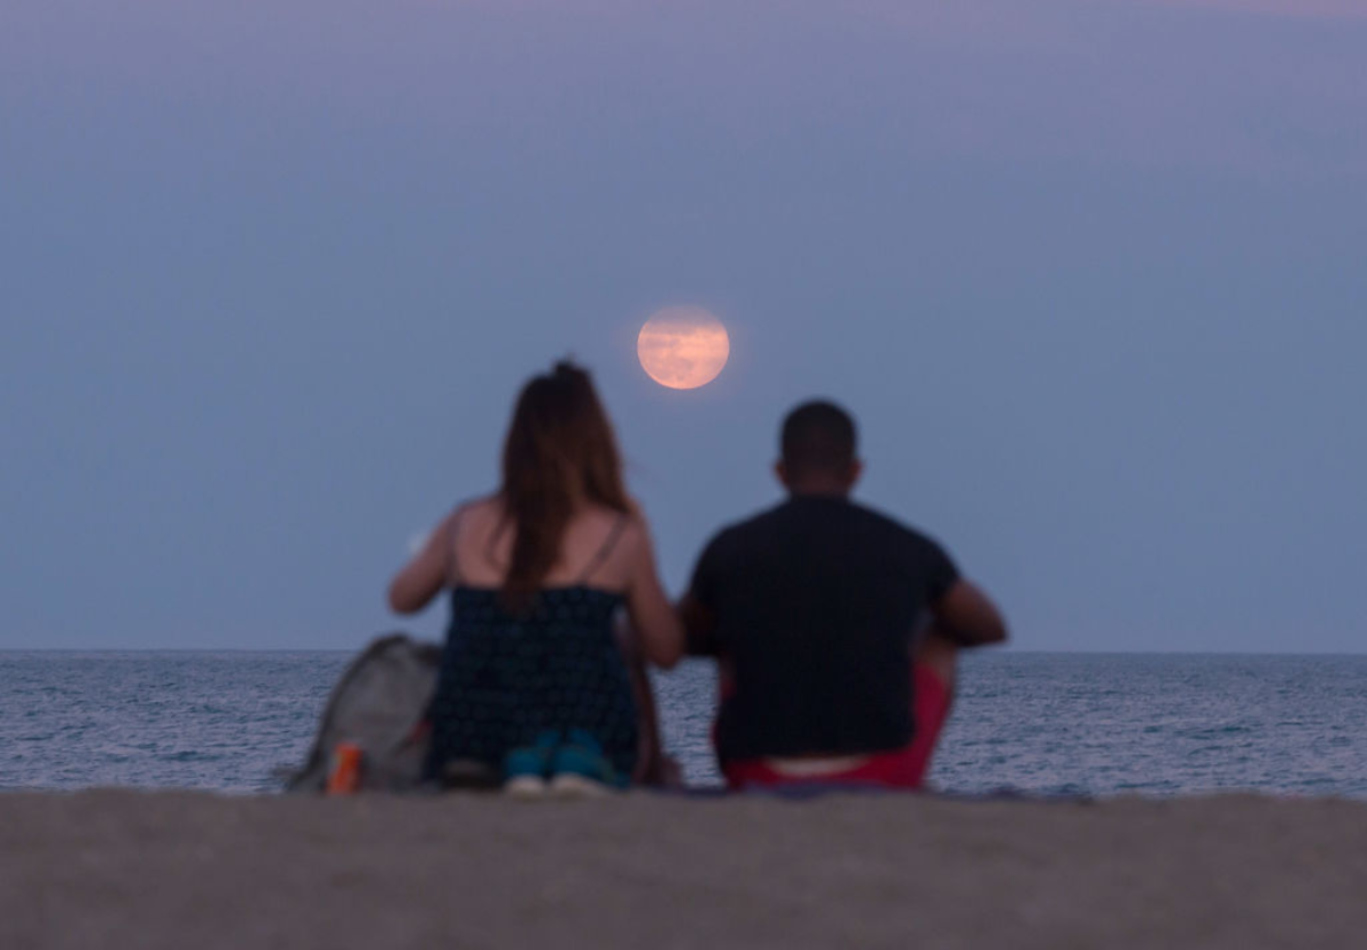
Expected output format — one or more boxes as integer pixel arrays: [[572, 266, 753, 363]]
[[3, 790, 1365, 950]]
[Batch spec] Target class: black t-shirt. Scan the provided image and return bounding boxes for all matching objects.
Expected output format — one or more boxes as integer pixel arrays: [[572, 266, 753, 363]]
[[688, 495, 960, 762]]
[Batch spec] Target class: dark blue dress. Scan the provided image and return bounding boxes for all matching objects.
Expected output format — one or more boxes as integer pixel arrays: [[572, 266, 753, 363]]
[[423, 585, 639, 779]]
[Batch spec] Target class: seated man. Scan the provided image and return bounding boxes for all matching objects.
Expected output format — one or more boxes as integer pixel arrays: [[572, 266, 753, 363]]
[[680, 400, 1007, 790]]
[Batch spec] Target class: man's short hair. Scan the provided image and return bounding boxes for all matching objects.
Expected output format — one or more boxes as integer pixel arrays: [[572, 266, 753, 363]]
[[781, 400, 858, 477]]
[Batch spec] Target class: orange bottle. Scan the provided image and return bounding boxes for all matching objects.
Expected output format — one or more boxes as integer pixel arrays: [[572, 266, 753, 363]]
[[326, 742, 364, 795]]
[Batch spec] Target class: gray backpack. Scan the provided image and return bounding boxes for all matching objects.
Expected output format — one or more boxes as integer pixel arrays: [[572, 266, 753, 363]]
[[286, 633, 440, 793]]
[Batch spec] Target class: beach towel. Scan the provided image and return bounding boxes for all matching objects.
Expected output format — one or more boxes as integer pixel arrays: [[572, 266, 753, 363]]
[[286, 633, 440, 793]]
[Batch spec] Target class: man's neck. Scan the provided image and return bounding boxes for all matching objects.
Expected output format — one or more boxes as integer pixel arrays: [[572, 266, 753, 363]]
[[787, 483, 852, 499]]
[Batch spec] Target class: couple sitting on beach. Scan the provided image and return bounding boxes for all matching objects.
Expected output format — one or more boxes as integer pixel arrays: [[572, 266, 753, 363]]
[[388, 361, 1007, 795]]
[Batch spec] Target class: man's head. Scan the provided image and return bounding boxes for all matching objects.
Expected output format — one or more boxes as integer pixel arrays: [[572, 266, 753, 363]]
[[776, 400, 863, 496]]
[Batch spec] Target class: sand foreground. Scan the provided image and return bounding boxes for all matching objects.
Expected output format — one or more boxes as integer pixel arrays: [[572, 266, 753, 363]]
[[2, 790, 1364, 950]]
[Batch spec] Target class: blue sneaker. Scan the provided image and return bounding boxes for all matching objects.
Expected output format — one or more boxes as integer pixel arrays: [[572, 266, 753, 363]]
[[549, 729, 627, 797], [503, 730, 560, 798]]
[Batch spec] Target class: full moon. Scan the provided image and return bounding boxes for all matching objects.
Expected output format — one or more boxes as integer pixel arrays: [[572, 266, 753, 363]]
[[636, 306, 731, 390]]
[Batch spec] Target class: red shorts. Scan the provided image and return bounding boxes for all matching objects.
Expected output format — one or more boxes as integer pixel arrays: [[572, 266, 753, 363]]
[[720, 663, 952, 791]]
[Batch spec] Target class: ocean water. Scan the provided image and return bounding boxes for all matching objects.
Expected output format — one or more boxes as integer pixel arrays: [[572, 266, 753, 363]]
[[1, 651, 1364, 798]]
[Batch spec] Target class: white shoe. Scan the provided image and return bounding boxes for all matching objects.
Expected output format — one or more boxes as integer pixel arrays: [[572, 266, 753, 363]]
[[503, 774, 549, 799]]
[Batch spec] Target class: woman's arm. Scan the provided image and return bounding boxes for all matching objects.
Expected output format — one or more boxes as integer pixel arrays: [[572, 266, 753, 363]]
[[387, 510, 458, 615], [612, 613, 680, 786], [622, 516, 685, 669]]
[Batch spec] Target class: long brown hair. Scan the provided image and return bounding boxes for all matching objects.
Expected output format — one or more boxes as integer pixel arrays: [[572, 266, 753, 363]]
[[499, 360, 630, 610]]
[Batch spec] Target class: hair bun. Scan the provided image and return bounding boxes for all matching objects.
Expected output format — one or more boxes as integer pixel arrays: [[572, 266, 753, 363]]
[[553, 359, 586, 380]]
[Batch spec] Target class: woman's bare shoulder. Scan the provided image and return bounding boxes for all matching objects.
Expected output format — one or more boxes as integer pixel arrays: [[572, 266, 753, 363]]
[[434, 495, 502, 552], [454, 493, 502, 522]]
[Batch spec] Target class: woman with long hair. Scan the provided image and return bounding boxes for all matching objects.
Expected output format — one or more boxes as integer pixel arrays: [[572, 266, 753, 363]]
[[387, 361, 683, 794]]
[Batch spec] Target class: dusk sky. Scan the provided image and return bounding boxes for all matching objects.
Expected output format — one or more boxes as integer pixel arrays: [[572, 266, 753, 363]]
[[3, 0, 1364, 651]]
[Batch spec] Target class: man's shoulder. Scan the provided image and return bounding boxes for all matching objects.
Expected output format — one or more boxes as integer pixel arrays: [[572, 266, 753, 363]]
[[689, 505, 786, 592], [701, 497, 949, 557], [702, 502, 788, 551], [845, 499, 949, 554]]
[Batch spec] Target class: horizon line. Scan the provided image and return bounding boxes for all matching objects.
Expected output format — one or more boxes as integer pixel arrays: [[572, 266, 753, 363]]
[[1, 647, 1364, 658]]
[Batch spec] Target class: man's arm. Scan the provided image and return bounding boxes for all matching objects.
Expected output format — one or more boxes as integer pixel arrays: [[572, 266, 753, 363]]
[[678, 592, 721, 657], [928, 579, 1008, 647], [677, 531, 728, 656]]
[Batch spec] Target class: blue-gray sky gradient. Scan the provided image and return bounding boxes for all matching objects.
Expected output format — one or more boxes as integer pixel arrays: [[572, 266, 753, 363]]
[[3, 0, 1364, 650]]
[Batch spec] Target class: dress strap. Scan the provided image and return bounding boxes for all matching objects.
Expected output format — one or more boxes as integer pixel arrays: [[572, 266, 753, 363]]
[[576, 514, 630, 585]]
